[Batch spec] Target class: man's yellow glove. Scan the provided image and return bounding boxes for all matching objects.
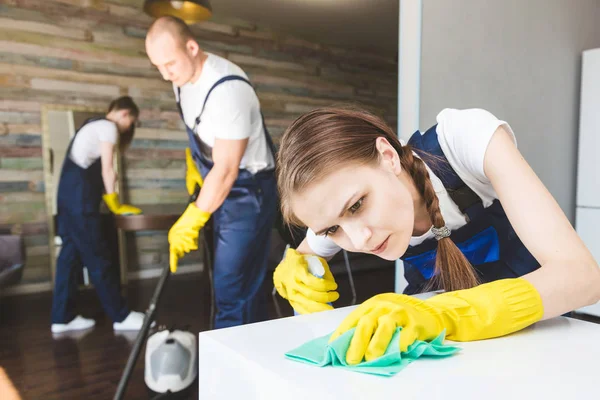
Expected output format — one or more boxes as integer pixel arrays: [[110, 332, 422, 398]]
[[168, 203, 211, 273], [185, 148, 203, 196], [102, 193, 142, 215], [330, 278, 544, 365], [273, 248, 339, 314]]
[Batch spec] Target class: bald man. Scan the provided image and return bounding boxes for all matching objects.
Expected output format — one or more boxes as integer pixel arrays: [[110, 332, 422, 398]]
[[145, 16, 277, 328]]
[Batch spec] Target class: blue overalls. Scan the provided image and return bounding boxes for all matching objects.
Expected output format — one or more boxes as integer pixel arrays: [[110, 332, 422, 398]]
[[51, 118, 129, 324], [176, 76, 278, 329], [401, 125, 541, 295]]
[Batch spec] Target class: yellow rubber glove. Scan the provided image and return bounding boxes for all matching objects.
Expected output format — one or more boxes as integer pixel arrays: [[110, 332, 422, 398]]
[[273, 248, 340, 314], [102, 193, 142, 215], [330, 278, 544, 365], [168, 203, 211, 273], [185, 148, 203, 196]]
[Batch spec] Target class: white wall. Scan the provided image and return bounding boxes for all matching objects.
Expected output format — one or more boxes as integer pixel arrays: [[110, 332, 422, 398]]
[[419, 0, 600, 221]]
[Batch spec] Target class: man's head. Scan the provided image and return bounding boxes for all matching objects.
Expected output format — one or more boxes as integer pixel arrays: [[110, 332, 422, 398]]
[[145, 16, 201, 87]]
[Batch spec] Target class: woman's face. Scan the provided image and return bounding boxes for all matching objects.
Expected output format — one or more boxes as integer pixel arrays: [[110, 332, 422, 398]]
[[291, 138, 419, 260], [115, 110, 136, 135]]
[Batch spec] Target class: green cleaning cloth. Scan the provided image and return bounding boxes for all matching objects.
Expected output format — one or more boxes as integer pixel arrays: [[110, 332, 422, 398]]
[[285, 328, 460, 377]]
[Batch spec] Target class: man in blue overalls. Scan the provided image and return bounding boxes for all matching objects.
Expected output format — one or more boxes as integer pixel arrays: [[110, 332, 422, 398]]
[[145, 16, 278, 329]]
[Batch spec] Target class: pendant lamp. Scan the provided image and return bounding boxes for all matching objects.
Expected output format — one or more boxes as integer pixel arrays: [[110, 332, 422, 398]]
[[143, 0, 212, 23]]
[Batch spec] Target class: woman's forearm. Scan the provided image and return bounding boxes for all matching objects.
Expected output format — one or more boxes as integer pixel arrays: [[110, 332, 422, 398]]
[[102, 167, 116, 195], [524, 259, 600, 319]]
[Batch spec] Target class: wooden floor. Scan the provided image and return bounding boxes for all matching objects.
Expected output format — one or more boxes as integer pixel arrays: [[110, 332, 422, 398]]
[[0, 266, 396, 399]]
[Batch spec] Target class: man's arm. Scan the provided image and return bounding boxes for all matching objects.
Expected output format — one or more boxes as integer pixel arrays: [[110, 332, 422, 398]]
[[194, 138, 248, 212]]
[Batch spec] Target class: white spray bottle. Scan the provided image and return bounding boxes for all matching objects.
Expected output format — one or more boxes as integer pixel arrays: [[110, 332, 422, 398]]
[[294, 255, 333, 315]]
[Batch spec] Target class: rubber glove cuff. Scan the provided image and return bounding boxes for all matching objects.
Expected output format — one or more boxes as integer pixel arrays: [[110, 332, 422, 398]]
[[103, 192, 122, 214]]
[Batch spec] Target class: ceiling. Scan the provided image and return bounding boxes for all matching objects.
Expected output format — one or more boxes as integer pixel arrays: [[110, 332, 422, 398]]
[[210, 0, 399, 56]]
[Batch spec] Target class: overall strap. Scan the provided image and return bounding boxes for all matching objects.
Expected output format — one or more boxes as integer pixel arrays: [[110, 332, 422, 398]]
[[177, 75, 277, 159], [407, 124, 482, 217], [176, 86, 184, 119], [76, 117, 107, 135]]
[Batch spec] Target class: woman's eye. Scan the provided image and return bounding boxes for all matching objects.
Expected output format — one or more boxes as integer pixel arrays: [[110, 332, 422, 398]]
[[324, 225, 339, 237], [323, 196, 365, 237], [349, 197, 364, 214]]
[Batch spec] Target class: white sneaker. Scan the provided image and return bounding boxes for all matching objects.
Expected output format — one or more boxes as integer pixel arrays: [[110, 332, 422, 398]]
[[52, 327, 94, 341], [113, 311, 156, 331], [51, 315, 96, 333]]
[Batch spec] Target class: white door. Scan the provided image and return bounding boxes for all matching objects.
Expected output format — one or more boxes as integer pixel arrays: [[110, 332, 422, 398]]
[[575, 207, 600, 316]]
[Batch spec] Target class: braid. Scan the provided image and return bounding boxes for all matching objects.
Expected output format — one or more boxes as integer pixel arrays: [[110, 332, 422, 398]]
[[401, 150, 445, 227], [401, 146, 480, 292], [275, 105, 480, 291]]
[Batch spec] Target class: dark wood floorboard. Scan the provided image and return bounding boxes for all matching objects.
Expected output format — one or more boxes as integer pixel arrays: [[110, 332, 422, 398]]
[[3, 265, 599, 399], [0, 266, 395, 399]]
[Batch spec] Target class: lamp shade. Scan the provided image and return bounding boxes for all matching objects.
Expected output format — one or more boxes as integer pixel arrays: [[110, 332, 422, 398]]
[[144, 0, 212, 23]]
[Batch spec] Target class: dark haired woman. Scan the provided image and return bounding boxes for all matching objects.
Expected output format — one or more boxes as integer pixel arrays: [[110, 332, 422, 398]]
[[51, 96, 149, 334], [274, 106, 600, 364]]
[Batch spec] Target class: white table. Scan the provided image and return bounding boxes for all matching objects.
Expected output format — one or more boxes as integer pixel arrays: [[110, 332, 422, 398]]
[[198, 306, 600, 399]]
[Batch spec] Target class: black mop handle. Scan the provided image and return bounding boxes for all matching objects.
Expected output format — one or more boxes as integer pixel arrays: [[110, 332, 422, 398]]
[[114, 184, 201, 400], [113, 261, 170, 400]]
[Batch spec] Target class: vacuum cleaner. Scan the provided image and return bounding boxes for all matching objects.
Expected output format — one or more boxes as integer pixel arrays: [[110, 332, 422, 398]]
[[144, 328, 198, 399], [114, 185, 206, 400]]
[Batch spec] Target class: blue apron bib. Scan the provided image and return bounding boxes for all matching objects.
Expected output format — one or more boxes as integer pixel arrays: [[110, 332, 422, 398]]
[[56, 118, 105, 215], [51, 118, 129, 324], [401, 124, 540, 295], [176, 75, 278, 328]]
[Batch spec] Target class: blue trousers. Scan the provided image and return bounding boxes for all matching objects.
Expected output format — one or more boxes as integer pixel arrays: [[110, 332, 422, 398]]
[[51, 212, 129, 324], [210, 175, 277, 329]]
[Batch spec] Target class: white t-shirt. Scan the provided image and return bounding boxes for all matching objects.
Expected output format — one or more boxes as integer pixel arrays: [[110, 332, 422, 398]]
[[69, 119, 117, 169], [306, 108, 516, 257], [174, 53, 274, 174]]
